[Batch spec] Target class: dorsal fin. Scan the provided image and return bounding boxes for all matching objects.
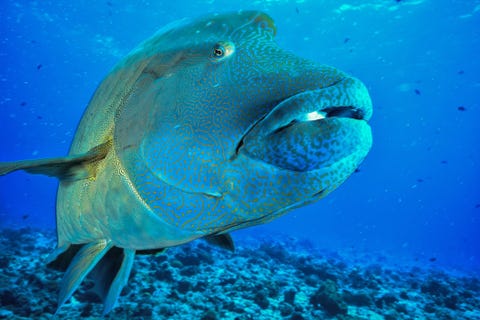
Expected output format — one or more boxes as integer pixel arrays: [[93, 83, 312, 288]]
[[0, 140, 111, 181]]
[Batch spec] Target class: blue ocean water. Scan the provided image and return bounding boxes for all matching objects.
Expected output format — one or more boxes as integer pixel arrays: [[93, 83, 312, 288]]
[[0, 0, 478, 280]]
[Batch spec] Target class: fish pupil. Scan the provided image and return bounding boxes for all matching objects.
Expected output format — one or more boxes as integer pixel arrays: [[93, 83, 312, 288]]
[[213, 46, 224, 57]]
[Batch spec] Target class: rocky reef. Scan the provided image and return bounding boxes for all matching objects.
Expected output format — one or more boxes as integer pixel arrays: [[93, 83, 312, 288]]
[[0, 227, 478, 319]]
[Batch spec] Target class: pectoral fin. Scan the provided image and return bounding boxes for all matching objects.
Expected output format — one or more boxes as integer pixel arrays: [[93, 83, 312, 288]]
[[0, 140, 111, 181], [205, 233, 235, 252]]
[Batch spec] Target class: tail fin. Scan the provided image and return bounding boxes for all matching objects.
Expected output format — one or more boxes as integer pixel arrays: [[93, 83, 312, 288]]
[[47, 241, 136, 315], [0, 140, 111, 181]]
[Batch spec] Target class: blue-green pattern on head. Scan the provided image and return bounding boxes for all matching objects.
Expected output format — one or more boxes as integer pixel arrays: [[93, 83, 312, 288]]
[[113, 11, 372, 235]]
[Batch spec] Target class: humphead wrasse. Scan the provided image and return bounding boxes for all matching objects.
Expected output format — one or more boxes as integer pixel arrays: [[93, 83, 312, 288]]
[[0, 11, 372, 314]]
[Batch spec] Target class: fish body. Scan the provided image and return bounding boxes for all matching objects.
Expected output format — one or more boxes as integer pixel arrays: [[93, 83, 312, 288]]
[[0, 11, 372, 314]]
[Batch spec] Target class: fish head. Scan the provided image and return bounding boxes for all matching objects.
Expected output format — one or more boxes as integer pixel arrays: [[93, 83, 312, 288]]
[[114, 11, 372, 235]]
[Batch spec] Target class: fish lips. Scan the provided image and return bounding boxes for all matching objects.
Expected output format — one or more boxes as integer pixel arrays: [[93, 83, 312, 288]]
[[238, 77, 373, 172]]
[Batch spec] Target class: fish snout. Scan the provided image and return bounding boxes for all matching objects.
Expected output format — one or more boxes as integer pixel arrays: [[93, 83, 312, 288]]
[[253, 76, 372, 137], [238, 76, 373, 172]]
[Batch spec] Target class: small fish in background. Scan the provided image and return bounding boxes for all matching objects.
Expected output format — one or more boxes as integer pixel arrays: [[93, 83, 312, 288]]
[[22, 214, 29, 220], [429, 257, 437, 262], [36, 64, 42, 70], [20, 101, 27, 106], [457, 70, 464, 75], [344, 37, 350, 44], [295, 7, 300, 14], [414, 89, 421, 95], [457, 106, 466, 111], [106, 1, 113, 16], [475, 204, 480, 209]]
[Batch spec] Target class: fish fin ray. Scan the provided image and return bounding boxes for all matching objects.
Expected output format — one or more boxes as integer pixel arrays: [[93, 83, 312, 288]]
[[56, 240, 113, 312], [204, 233, 235, 252], [88, 246, 136, 315], [102, 249, 135, 315], [0, 140, 112, 181]]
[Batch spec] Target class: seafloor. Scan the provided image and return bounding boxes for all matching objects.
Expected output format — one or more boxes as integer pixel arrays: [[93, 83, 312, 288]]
[[0, 228, 478, 320]]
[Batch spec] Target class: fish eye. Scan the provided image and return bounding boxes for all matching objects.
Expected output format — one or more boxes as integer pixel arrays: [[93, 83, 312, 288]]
[[210, 41, 235, 62], [213, 45, 225, 57]]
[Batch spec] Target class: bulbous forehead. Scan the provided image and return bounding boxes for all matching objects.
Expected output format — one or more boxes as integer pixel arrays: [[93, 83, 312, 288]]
[[141, 11, 276, 52]]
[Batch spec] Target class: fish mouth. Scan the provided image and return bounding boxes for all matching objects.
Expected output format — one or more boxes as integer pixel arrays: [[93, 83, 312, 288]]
[[236, 76, 373, 172], [254, 76, 372, 137], [270, 106, 364, 136]]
